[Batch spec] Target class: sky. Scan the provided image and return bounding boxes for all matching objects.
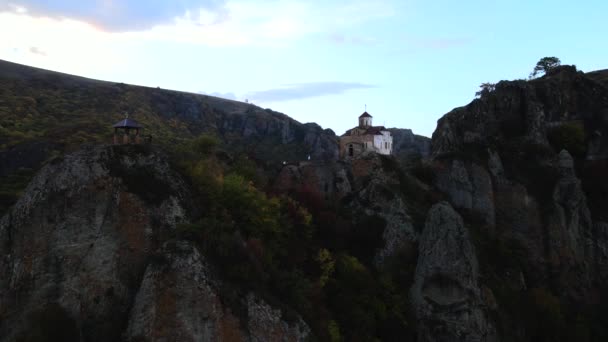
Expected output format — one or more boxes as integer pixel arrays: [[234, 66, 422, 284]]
[[1, 0, 607, 137]]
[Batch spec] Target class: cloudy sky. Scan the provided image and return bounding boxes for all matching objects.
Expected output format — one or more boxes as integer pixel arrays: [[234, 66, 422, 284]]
[[1, 0, 607, 137]]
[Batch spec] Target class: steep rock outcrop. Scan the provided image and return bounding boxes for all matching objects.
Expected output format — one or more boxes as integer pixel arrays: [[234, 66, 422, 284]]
[[218, 110, 338, 162], [273, 161, 351, 200], [411, 202, 495, 342], [586, 69, 608, 87], [434, 159, 495, 226], [0, 145, 191, 341], [428, 66, 608, 340], [273, 153, 419, 265], [593, 222, 608, 284], [432, 66, 608, 159], [388, 128, 431, 164], [545, 150, 594, 296], [347, 154, 418, 265], [430, 67, 608, 291], [0, 145, 310, 341], [126, 241, 310, 342]]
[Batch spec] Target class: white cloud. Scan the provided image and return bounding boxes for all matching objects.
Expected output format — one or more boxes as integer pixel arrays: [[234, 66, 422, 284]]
[[0, 11, 130, 75], [199, 91, 238, 100], [0, 0, 397, 81], [28, 46, 47, 56], [247, 81, 376, 102], [128, 1, 320, 46], [0, 0, 227, 32], [1, 1, 397, 48]]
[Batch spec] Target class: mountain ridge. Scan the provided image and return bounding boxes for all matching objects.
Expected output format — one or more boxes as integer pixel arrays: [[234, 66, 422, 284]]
[[0, 59, 429, 216], [3, 60, 608, 341]]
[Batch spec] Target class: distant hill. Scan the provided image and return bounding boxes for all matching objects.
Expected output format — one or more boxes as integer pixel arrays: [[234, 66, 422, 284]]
[[0, 59, 339, 164], [0, 59, 339, 213]]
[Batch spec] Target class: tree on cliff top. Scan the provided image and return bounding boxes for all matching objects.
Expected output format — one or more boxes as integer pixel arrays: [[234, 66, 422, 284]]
[[475, 82, 496, 97], [529, 57, 561, 79]]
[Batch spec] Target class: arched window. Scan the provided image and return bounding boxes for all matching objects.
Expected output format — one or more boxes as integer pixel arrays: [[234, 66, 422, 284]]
[[348, 144, 354, 157]]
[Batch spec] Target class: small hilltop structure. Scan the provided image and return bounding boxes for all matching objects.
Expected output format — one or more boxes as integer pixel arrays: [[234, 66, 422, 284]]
[[339, 111, 393, 159], [113, 114, 143, 144]]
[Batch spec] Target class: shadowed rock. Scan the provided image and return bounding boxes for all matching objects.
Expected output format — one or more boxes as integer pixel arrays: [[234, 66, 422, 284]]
[[411, 202, 495, 342]]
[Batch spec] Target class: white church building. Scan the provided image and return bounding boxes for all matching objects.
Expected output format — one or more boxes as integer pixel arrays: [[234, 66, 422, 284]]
[[339, 111, 393, 158]]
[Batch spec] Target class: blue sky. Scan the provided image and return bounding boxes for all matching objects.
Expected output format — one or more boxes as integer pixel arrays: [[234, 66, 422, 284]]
[[1, 0, 607, 137]]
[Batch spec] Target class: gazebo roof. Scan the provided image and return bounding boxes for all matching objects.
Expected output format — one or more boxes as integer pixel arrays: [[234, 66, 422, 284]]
[[113, 118, 142, 128]]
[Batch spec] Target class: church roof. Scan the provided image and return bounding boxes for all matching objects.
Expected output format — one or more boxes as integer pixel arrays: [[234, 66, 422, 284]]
[[113, 118, 142, 128], [365, 126, 387, 135], [342, 125, 388, 136], [359, 111, 372, 118]]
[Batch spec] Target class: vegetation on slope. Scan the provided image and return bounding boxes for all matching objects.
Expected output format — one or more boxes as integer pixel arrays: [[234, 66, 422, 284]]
[[169, 135, 417, 341], [0, 60, 336, 217]]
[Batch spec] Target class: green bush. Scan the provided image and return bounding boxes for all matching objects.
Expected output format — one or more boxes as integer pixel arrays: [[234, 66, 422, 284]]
[[548, 122, 586, 157], [328, 320, 342, 342], [191, 134, 219, 156]]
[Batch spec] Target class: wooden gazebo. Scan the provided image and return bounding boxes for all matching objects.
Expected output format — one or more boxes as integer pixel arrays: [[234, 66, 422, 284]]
[[113, 115, 143, 144]]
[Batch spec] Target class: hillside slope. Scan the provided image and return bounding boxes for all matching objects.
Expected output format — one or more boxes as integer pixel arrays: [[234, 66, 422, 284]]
[[0, 59, 339, 214], [0, 59, 339, 165], [0, 60, 428, 216]]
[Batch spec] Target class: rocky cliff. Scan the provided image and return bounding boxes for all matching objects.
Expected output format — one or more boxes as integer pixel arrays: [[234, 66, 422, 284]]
[[4, 60, 608, 341], [426, 65, 608, 341], [411, 202, 495, 342], [0, 145, 309, 342], [271, 65, 608, 341], [388, 128, 431, 164], [432, 65, 608, 159], [273, 153, 423, 267]]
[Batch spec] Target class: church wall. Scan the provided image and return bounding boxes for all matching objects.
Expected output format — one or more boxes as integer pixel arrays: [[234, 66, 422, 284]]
[[373, 132, 393, 155], [339, 135, 373, 158]]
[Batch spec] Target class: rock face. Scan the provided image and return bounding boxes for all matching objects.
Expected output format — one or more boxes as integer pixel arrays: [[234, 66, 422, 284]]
[[0, 144, 190, 341], [432, 66, 608, 159], [546, 150, 594, 296], [586, 69, 608, 87], [126, 241, 310, 342], [0, 145, 310, 341], [434, 159, 495, 226], [273, 160, 352, 201], [388, 128, 431, 164], [346, 154, 419, 265], [217, 110, 339, 162], [273, 153, 420, 265], [428, 66, 608, 340], [411, 202, 495, 342]]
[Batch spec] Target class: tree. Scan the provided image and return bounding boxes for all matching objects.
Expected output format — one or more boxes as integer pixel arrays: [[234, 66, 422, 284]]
[[529, 57, 561, 79], [191, 134, 219, 156], [475, 82, 496, 97]]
